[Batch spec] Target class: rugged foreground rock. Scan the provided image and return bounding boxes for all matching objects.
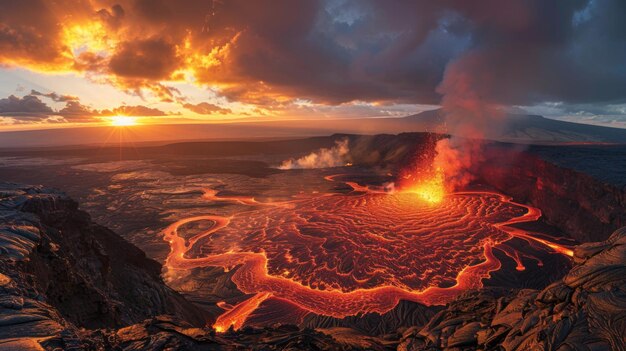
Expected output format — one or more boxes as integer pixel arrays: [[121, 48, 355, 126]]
[[1, 183, 625, 350], [399, 227, 626, 351], [0, 183, 207, 349]]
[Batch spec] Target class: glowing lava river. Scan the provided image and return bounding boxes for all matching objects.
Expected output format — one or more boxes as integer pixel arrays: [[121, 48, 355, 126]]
[[162, 174, 573, 331]]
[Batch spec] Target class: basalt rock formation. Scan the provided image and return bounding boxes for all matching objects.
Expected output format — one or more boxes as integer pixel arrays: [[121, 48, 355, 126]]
[[1, 182, 625, 350]]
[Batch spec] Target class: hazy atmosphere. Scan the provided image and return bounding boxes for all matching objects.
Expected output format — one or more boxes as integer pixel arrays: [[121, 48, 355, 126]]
[[1, 2, 625, 350]]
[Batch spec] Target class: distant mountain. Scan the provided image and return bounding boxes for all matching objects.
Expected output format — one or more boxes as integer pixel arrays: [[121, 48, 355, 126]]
[[500, 114, 626, 143], [0, 109, 624, 148], [405, 109, 626, 144]]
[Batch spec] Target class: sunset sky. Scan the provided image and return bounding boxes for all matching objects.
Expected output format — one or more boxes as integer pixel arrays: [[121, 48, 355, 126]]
[[1, 0, 625, 130]]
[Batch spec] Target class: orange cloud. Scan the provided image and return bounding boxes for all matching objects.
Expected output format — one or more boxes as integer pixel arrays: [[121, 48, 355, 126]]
[[182, 102, 231, 115], [101, 105, 168, 117], [0, 90, 170, 125], [0, 0, 375, 106], [2, 0, 625, 115]]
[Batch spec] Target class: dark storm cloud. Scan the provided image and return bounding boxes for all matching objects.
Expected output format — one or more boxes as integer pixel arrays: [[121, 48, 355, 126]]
[[436, 0, 609, 107], [193, 0, 453, 104], [1, 0, 625, 109], [0, 92, 98, 123], [183, 0, 626, 107], [109, 38, 180, 80], [0, 94, 53, 119], [57, 101, 100, 122]]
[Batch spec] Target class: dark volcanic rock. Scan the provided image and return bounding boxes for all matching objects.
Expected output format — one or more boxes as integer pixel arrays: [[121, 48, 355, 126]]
[[479, 146, 626, 243], [72, 316, 380, 351], [398, 227, 626, 351], [302, 300, 441, 336], [0, 183, 208, 344]]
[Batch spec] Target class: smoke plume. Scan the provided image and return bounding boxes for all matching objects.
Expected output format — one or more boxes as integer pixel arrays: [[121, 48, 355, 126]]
[[428, 1, 616, 191], [279, 139, 350, 169], [432, 52, 505, 190]]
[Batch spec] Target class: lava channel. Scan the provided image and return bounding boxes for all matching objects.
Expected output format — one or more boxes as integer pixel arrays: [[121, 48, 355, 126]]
[[162, 176, 573, 331]]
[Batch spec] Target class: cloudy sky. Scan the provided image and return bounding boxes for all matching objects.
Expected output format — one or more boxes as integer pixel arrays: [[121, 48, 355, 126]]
[[1, 0, 625, 130]]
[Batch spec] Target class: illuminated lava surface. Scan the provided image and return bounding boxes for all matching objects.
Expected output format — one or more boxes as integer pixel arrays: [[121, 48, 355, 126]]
[[163, 175, 573, 331]]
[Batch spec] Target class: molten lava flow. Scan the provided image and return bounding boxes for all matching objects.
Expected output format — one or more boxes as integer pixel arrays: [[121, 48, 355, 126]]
[[162, 177, 573, 332], [214, 293, 272, 332]]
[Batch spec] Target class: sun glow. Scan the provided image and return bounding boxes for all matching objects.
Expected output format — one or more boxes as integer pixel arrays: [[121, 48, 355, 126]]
[[109, 116, 138, 127], [63, 22, 115, 57]]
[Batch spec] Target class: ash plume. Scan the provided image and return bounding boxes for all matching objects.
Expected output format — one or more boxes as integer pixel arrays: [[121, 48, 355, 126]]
[[279, 139, 350, 169], [431, 1, 592, 190]]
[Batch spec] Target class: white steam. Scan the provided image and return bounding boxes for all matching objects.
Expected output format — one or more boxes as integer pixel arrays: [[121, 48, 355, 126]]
[[279, 139, 350, 169]]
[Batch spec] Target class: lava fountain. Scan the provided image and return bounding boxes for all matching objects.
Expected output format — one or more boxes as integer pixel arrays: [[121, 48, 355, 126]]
[[162, 161, 573, 332], [401, 167, 446, 203]]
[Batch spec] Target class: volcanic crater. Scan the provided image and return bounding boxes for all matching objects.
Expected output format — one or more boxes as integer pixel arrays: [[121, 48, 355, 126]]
[[163, 171, 574, 330]]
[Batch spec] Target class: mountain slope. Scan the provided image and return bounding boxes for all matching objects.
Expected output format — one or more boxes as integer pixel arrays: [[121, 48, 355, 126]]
[[406, 109, 626, 143]]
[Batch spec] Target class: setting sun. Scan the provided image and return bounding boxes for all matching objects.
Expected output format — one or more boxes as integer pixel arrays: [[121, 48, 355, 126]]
[[109, 116, 137, 127]]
